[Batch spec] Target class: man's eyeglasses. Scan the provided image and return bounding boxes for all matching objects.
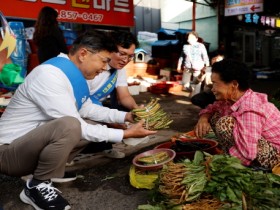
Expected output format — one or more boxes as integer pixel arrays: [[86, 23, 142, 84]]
[[117, 51, 135, 61], [86, 49, 111, 63], [96, 54, 111, 63]]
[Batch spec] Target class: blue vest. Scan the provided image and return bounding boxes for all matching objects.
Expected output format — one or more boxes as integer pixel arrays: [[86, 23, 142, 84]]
[[43, 57, 89, 110], [90, 69, 117, 105]]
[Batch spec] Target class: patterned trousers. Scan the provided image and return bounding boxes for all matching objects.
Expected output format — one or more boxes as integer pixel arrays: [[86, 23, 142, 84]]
[[210, 113, 280, 169]]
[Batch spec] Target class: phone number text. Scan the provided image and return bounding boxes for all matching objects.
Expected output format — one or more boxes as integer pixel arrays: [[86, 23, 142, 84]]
[[58, 10, 103, 22]]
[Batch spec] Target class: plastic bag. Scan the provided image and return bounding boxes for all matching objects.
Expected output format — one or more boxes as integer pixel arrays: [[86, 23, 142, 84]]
[[0, 11, 24, 90], [0, 63, 24, 86], [129, 165, 159, 189]]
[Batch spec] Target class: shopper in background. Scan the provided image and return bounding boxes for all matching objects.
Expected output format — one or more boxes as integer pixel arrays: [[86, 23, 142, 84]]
[[177, 31, 210, 96], [194, 59, 280, 170], [86, 30, 141, 159], [191, 54, 224, 108], [0, 30, 156, 210], [33, 6, 68, 63]]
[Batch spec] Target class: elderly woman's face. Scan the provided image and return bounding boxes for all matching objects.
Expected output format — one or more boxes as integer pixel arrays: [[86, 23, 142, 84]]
[[211, 72, 234, 101]]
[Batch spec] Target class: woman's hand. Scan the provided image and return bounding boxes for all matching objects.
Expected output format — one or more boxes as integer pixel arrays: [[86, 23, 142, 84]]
[[123, 119, 157, 138], [194, 114, 211, 138]]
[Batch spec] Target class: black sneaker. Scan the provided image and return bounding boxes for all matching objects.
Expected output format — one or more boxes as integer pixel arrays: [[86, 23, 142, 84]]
[[19, 179, 71, 210]]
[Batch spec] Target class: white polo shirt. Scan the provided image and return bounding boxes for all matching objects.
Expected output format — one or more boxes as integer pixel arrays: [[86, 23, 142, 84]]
[[87, 65, 128, 101]]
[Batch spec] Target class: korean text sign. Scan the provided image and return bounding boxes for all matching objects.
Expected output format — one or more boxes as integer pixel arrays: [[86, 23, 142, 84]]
[[1, 0, 134, 27], [225, 0, 263, 16]]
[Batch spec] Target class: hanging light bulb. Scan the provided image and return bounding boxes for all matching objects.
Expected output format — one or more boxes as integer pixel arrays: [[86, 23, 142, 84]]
[[237, 15, 243, 21]]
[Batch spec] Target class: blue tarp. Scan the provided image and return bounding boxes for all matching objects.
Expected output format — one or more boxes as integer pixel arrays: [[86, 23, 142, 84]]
[[175, 28, 192, 35], [151, 40, 179, 46], [151, 40, 171, 46], [157, 28, 176, 35]]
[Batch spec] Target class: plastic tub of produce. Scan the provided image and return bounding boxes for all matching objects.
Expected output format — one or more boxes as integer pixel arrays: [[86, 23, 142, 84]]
[[132, 148, 176, 170]]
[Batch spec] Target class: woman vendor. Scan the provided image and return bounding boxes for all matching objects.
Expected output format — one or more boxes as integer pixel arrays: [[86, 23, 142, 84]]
[[194, 59, 280, 169]]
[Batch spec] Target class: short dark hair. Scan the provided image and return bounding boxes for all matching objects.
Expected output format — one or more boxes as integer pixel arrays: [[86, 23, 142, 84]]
[[110, 30, 139, 49], [211, 59, 251, 91], [70, 30, 118, 54]]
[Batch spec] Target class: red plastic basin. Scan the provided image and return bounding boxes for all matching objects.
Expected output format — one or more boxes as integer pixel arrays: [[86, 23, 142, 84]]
[[154, 138, 218, 160]]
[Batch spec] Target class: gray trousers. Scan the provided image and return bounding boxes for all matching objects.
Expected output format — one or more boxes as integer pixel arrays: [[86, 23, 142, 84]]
[[0, 116, 90, 180], [182, 69, 202, 96]]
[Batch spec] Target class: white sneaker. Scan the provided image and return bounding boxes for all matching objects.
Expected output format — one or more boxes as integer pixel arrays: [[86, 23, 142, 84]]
[[102, 149, 125, 159], [51, 172, 78, 183]]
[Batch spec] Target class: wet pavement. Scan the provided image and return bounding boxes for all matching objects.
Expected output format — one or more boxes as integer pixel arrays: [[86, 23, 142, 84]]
[[0, 79, 279, 210]]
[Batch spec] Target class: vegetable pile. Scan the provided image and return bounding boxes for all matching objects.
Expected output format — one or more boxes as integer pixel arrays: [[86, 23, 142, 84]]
[[132, 98, 173, 130], [158, 151, 207, 205], [137, 151, 280, 210]]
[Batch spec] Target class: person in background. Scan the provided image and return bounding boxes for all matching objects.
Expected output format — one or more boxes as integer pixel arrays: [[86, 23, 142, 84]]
[[33, 6, 68, 63], [191, 54, 224, 108], [86, 30, 141, 159], [194, 59, 280, 170], [177, 31, 210, 96], [0, 30, 156, 210]]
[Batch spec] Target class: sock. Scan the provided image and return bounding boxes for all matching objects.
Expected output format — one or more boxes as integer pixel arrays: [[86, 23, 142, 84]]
[[29, 178, 47, 187]]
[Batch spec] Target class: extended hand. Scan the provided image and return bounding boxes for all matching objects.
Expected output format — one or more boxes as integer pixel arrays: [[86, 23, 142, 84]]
[[123, 119, 157, 138]]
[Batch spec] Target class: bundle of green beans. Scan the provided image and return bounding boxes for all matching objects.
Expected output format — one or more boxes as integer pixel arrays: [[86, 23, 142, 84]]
[[132, 98, 173, 130]]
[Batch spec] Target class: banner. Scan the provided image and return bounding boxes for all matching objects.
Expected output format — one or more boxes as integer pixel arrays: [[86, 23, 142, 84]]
[[225, 0, 263, 16], [1, 0, 134, 27]]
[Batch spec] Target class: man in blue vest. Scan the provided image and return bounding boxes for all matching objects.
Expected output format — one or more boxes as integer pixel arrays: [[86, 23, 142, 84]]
[[0, 30, 156, 210], [86, 31, 141, 159]]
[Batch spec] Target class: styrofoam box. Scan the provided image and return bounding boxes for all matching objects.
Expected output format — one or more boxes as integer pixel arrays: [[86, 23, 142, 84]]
[[128, 85, 140, 95]]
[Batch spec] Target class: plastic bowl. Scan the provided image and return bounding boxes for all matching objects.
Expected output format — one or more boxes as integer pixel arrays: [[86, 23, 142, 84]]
[[132, 148, 176, 170], [154, 138, 218, 160]]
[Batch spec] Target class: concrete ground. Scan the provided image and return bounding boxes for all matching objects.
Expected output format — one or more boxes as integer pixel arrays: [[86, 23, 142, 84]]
[[0, 79, 279, 210]]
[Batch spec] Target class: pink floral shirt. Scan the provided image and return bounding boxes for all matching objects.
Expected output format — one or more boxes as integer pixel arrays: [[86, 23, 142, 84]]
[[200, 89, 280, 165]]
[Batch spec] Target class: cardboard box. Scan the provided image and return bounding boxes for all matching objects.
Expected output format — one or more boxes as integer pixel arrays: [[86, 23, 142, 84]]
[[159, 69, 171, 81]]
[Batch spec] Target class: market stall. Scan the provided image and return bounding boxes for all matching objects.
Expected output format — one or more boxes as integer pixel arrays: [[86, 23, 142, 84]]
[[130, 130, 280, 210]]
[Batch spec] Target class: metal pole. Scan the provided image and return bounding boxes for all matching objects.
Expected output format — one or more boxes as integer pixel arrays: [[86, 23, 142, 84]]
[[192, 1, 196, 31]]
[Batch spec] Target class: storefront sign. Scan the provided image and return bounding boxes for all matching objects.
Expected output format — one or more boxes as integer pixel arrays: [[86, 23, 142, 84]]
[[225, 0, 263, 16], [260, 16, 277, 28], [1, 0, 134, 27], [244, 13, 260, 24]]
